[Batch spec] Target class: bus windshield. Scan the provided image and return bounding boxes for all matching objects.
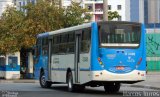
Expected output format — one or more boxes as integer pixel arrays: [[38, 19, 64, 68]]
[[99, 23, 141, 47]]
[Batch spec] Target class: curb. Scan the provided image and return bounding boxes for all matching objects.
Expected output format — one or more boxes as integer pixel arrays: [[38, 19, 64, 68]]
[[0, 80, 39, 83], [122, 84, 160, 90]]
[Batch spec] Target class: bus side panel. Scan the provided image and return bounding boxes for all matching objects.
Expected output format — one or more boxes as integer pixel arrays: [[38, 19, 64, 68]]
[[34, 56, 43, 79], [51, 51, 91, 84], [79, 53, 91, 84], [51, 54, 75, 83]]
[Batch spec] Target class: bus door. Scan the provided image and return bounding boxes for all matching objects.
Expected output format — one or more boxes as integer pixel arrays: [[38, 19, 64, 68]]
[[48, 39, 52, 81], [75, 31, 81, 83]]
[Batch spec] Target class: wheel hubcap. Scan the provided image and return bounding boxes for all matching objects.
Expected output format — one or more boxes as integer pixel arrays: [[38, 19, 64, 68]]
[[41, 75, 46, 86], [68, 77, 72, 89]]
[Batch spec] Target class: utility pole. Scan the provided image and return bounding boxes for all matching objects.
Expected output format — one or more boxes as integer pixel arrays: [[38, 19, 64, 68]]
[[59, 0, 63, 7], [103, 0, 108, 21]]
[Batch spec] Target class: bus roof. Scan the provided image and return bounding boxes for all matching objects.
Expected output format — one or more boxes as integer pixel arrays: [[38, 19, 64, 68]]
[[37, 22, 92, 38], [37, 21, 141, 38]]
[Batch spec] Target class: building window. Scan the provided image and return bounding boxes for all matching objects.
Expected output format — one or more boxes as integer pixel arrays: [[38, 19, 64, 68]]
[[117, 5, 121, 10], [118, 16, 122, 21], [108, 5, 111, 10], [88, 5, 92, 11]]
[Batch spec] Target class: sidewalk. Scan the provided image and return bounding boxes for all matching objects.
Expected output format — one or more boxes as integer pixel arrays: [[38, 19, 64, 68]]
[[0, 72, 160, 90]]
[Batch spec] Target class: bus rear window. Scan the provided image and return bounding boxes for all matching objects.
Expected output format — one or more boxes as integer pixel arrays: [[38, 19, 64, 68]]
[[99, 23, 141, 47]]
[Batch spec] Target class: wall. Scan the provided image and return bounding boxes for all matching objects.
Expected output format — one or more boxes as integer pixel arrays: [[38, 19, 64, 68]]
[[0, 52, 20, 79], [146, 29, 160, 71]]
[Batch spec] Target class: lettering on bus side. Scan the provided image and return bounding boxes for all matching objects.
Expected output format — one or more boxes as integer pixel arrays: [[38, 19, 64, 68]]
[[82, 57, 88, 62], [127, 56, 135, 62], [106, 54, 116, 59], [53, 58, 59, 64], [128, 53, 135, 56]]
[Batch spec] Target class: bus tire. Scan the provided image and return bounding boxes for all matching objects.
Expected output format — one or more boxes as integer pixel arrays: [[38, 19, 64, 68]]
[[76, 85, 85, 92], [39, 72, 52, 88], [67, 72, 75, 92], [104, 83, 120, 93]]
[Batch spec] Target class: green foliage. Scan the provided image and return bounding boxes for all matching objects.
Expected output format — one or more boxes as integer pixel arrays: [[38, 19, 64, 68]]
[[0, 7, 25, 53], [0, 0, 91, 53], [0, 0, 119, 54], [63, 2, 91, 27], [108, 11, 120, 21]]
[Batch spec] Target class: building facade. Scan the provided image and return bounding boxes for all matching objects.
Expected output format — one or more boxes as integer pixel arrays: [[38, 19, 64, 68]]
[[130, 0, 160, 71], [0, 0, 15, 17], [82, 0, 128, 21], [62, 0, 130, 21]]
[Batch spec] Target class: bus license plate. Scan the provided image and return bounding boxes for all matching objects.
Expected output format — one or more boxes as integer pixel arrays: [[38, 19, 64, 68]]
[[116, 66, 124, 70]]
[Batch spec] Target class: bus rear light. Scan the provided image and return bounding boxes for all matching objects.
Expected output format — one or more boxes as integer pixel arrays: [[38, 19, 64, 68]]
[[98, 57, 101, 61], [95, 75, 99, 77], [137, 57, 142, 65], [98, 57, 104, 67]]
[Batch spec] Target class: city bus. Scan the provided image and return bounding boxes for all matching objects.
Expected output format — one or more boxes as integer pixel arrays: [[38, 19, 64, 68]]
[[33, 21, 146, 93]]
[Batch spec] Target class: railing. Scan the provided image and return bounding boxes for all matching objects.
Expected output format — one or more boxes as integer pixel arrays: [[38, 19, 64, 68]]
[[95, 9, 103, 12]]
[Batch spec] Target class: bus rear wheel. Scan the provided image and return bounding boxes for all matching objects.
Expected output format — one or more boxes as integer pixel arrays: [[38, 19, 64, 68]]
[[39, 72, 52, 88], [104, 83, 120, 93]]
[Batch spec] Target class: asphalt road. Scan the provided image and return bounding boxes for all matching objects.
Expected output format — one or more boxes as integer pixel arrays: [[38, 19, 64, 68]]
[[0, 83, 159, 97]]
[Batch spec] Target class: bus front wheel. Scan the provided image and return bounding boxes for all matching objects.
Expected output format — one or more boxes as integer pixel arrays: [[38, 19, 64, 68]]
[[67, 72, 76, 92], [104, 83, 120, 93], [39, 72, 52, 88]]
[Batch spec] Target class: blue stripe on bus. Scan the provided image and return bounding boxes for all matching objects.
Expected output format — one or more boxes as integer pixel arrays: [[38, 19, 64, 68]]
[[0, 66, 5, 71], [51, 68, 90, 71], [0, 65, 20, 71]]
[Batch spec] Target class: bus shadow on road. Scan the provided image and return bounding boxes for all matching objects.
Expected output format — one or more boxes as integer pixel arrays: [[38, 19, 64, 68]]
[[50, 85, 123, 96]]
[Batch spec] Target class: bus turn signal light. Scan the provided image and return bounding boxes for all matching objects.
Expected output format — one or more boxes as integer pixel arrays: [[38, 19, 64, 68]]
[[98, 57, 101, 61], [99, 62, 103, 65]]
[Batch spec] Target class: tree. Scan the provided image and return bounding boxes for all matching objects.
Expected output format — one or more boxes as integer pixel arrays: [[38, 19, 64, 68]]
[[63, 2, 91, 27], [0, 7, 25, 53], [108, 11, 120, 21], [0, 0, 91, 53]]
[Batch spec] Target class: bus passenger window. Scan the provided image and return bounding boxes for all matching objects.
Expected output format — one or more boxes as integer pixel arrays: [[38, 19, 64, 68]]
[[67, 32, 75, 53], [42, 38, 48, 56], [52, 35, 60, 54], [81, 28, 91, 53], [59, 34, 67, 53]]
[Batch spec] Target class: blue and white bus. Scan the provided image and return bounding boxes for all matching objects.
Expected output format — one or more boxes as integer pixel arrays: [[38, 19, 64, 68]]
[[34, 21, 146, 92]]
